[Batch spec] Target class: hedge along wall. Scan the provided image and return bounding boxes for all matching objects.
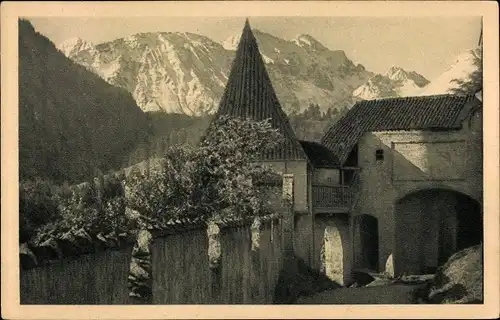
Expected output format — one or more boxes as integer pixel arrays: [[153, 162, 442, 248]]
[[20, 174, 342, 304]]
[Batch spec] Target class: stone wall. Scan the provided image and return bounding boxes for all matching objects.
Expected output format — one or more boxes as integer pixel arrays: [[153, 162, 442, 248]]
[[21, 172, 357, 304]]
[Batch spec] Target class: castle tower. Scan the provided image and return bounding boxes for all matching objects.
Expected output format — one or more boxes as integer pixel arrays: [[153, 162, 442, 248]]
[[206, 19, 306, 161]]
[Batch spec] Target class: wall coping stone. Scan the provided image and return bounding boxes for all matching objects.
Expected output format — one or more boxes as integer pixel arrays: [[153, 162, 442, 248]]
[[20, 211, 287, 270]]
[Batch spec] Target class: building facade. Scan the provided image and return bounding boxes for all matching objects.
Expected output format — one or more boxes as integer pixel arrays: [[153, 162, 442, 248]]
[[322, 94, 483, 275]]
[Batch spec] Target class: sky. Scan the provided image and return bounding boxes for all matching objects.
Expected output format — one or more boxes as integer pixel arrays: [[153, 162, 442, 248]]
[[28, 16, 481, 79]]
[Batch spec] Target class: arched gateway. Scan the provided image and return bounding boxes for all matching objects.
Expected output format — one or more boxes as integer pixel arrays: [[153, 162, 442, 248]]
[[394, 188, 482, 275]]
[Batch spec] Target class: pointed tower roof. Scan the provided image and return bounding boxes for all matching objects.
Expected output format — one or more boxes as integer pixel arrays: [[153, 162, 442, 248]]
[[208, 19, 306, 161]]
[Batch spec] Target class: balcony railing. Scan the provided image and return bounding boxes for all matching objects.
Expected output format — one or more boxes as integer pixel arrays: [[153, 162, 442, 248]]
[[312, 170, 360, 213]]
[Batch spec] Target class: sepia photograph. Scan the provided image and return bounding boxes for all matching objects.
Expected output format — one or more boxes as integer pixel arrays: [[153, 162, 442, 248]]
[[1, 1, 499, 319]]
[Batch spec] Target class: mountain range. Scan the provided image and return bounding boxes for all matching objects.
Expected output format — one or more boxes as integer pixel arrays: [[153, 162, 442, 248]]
[[59, 29, 434, 116], [19, 20, 482, 183], [352, 66, 430, 101]]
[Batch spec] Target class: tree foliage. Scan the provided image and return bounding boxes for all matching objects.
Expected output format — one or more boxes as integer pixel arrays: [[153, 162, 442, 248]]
[[450, 48, 483, 95], [19, 178, 61, 242], [20, 172, 129, 245], [288, 104, 349, 142], [125, 116, 284, 224]]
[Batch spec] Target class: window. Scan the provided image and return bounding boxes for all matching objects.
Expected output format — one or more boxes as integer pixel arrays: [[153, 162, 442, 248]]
[[375, 149, 384, 161]]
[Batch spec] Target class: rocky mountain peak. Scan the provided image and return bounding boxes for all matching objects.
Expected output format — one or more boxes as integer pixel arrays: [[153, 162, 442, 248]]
[[292, 34, 328, 51], [353, 66, 429, 101], [58, 37, 95, 56], [386, 66, 408, 80], [222, 34, 241, 51], [385, 66, 429, 86]]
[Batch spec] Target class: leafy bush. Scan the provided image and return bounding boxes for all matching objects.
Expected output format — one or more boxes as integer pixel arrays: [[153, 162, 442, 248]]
[[125, 164, 173, 224], [23, 172, 129, 246], [21, 117, 284, 246]]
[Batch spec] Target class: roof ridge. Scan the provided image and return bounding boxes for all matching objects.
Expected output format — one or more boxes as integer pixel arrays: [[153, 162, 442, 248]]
[[354, 93, 474, 105], [321, 93, 479, 164]]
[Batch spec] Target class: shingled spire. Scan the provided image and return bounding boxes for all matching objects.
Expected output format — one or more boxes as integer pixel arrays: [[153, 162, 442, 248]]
[[209, 19, 306, 161]]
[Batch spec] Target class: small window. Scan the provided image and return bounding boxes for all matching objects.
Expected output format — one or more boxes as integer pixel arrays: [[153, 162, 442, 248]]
[[375, 149, 384, 161]]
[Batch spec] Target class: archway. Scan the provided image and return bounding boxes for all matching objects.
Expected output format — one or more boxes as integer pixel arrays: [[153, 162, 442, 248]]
[[313, 214, 352, 286], [353, 214, 379, 271], [394, 188, 482, 275]]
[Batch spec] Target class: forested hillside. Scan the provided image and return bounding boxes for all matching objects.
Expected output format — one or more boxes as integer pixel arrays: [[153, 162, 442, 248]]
[[19, 19, 149, 184]]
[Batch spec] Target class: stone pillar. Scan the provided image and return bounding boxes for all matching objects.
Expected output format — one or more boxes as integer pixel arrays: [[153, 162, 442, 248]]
[[206, 221, 222, 302], [385, 253, 395, 278], [251, 217, 262, 252], [282, 174, 294, 205], [128, 229, 153, 304], [207, 221, 221, 269], [281, 174, 294, 254], [307, 170, 315, 268]]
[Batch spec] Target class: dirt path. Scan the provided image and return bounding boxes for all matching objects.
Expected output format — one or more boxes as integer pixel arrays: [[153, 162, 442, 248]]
[[295, 284, 427, 304]]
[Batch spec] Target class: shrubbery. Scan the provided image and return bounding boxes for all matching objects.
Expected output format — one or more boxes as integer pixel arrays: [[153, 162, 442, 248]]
[[19, 178, 61, 242], [20, 117, 284, 247], [125, 116, 284, 224], [21, 171, 130, 246]]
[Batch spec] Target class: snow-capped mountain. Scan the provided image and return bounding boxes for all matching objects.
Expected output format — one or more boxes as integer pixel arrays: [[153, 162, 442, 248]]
[[60, 28, 474, 115], [352, 66, 430, 101], [415, 47, 482, 96], [292, 34, 329, 51], [221, 35, 240, 51], [386, 66, 429, 87], [60, 30, 373, 115]]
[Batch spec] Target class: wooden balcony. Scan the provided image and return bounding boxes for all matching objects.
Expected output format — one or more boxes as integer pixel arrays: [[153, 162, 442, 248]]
[[312, 185, 355, 213], [311, 171, 360, 214]]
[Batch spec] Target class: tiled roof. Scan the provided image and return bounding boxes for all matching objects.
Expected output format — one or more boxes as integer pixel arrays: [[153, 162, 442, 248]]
[[206, 19, 307, 161], [299, 140, 340, 168], [321, 94, 481, 164]]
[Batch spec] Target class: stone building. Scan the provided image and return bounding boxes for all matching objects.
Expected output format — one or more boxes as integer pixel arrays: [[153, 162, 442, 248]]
[[321, 94, 483, 276]]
